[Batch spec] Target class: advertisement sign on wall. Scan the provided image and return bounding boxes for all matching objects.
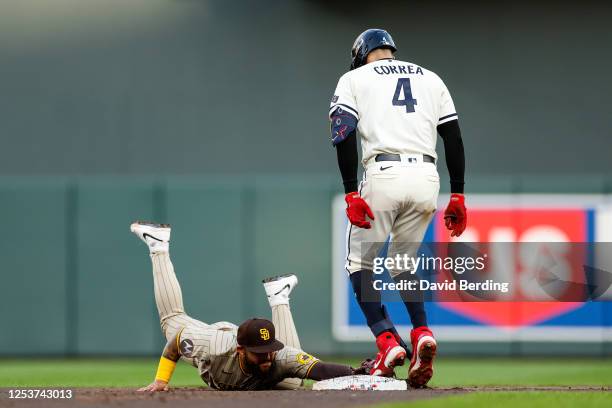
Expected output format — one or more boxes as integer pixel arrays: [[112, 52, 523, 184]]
[[332, 194, 612, 342]]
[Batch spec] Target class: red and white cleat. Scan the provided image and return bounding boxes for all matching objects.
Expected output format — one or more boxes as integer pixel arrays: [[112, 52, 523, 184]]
[[371, 331, 407, 377], [408, 326, 437, 388]]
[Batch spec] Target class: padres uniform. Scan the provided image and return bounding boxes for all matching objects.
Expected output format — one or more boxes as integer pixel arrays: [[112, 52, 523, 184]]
[[330, 58, 457, 277], [150, 252, 318, 390]]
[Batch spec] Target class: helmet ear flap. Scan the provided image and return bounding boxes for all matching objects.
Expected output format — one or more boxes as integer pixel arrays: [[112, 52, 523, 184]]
[[351, 45, 370, 70], [350, 37, 365, 70]]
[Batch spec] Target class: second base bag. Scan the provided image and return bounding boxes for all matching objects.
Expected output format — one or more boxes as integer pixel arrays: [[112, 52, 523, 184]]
[[312, 375, 407, 391]]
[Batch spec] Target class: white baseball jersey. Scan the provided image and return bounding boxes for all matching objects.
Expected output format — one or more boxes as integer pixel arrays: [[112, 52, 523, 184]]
[[329, 58, 457, 164]]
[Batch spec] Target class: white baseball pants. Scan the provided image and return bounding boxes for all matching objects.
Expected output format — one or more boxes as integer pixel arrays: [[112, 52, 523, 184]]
[[345, 156, 440, 278]]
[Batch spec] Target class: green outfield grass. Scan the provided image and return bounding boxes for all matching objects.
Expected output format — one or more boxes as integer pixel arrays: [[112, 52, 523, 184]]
[[376, 392, 612, 408], [415, 358, 612, 387], [0, 358, 200, 388], [1, 357, 611, 388]]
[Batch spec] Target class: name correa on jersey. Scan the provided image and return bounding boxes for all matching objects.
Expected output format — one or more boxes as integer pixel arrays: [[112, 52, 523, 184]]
[[373, 64, 424, 75], [328, 59, 457, 164]]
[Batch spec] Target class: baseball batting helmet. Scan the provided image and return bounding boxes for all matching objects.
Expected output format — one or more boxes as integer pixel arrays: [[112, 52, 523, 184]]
[[350, 28, 397, 70]]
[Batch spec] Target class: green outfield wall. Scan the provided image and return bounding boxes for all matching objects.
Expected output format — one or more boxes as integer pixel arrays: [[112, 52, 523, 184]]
[[1, 0, 611, 357], [1, 175, 611, 357], [1, 1, 611, 177]]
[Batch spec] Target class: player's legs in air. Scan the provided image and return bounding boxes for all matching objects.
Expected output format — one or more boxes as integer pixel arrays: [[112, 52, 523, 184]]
[[130, 221, 209, 341], [385, 167, 439, 387], [262, 274, 303, 389]]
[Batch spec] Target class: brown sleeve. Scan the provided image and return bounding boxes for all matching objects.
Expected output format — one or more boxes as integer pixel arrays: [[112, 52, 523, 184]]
[[162, 332, 181, 362], [306, 361, 353, 381]]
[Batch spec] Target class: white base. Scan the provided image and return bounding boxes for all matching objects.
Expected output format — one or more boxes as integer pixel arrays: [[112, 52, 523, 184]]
[[312, 375, 407, 391]]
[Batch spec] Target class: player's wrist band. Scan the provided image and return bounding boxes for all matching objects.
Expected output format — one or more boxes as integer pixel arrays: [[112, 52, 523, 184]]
[[155, 356, 177, 383]]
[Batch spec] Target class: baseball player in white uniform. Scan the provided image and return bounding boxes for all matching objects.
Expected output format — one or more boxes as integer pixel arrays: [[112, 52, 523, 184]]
[[130, 221, 366, 392], [328, 29, 467, 387]]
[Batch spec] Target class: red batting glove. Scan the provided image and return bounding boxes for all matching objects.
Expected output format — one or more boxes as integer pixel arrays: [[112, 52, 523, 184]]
[[444, 193, 467, 237], [345, 192, 375, 229]]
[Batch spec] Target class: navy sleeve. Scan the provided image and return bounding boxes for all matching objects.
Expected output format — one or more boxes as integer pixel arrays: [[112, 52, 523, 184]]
[[334, 131, 358, 194], [437, 119, 465, 194]]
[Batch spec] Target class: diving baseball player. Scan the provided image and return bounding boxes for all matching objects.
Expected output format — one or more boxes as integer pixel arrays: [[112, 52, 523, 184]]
[[130, 221, 364, 392], [328, 29, 467, 387]]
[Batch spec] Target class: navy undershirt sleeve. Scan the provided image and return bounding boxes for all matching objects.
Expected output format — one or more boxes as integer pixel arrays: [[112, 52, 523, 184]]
[[437, 119, 465, 194], [334, 131, 358, 194]]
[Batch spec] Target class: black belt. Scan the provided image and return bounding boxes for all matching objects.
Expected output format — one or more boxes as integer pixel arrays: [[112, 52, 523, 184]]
[[375, 154, 436, 164]]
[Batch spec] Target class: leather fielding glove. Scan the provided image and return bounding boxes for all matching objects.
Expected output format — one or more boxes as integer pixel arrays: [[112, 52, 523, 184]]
[[444, 193, 467, 237], [352, 358, 376, 375], [345, 192, 375, 229]]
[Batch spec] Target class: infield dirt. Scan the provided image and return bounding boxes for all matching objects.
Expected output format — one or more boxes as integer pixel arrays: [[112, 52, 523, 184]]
[[1, 387, 610, 408]]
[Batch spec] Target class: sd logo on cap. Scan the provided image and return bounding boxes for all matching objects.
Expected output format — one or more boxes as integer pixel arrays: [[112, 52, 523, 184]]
[[237, 318, 284, 353]]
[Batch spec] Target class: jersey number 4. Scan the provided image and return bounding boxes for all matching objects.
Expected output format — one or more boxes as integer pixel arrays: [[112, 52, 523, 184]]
[[392, 78, 417, 113]]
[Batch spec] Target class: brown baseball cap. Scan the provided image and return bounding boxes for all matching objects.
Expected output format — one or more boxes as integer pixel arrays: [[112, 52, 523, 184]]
[[237, 318, 284, 353]]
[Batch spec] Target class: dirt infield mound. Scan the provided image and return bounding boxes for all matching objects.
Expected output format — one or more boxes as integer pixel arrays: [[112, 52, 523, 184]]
[[1, 387, 609, 408]]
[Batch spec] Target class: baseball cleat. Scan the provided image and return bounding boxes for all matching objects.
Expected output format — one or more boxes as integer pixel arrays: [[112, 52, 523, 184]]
[[130, 221, 171, 253], [371, 331, 407, 377], [408, 326, 437, 388], [262, 274, 298, 307]]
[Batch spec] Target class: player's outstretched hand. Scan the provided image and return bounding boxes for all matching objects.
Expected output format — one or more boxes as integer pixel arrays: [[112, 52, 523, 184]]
[[444, 193, 467, 237], [137, 379, 169, 393], [345, 192, 375, 229], [352, 358, 376, 375]]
